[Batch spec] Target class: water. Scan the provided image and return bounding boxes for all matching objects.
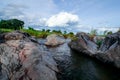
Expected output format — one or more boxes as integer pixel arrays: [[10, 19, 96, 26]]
[[38, 39, 120, 80], [70, 51, 120, 80]]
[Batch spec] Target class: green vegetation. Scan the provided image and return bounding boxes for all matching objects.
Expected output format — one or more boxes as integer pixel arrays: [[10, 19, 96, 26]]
[[22, 28, 76, 39], [96, 40, 103, 48], [117, 28, 120, 32], [0, 19, 119, 41], [0, 19, 24, 30], [0, 28, 13, 33], [0, 19, 75, 39], [90, 29, 97, 36], [0, 27, 75, 39]]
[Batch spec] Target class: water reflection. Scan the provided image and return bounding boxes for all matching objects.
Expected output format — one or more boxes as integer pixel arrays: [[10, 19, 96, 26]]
[[70, 50, 120, 80], [38, 39, 120, 80]]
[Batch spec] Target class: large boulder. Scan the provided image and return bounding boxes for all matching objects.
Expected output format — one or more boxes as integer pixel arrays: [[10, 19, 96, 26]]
[[44, 39, 72, 80], [95, 32, 120, 68], [45, 34, 65, 46], [0, 31, 58, 80], [69, 32, 120, 68], [68, 32, 98, 56]]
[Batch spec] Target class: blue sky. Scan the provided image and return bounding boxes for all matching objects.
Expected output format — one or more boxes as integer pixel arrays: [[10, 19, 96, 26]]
[[0, 0, 120, 33]]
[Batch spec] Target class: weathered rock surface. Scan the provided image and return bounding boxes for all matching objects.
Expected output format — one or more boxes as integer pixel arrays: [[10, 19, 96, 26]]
[[68, 32, 98, 56], [0, 31, 58, 80], [69, 32, 120, 68], [95, 32, 120, 68], [45, 39, 72, 80], [45, 34, 65, 46]]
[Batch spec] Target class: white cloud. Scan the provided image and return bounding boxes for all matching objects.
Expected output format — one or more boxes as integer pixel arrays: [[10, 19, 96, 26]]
[[96, 27, 119, 32], [46, 12, 79, 27], [0, 4, 26, 20]]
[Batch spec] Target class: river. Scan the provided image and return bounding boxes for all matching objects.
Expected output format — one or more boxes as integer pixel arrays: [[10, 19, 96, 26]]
[[38, 39, 120, 80]]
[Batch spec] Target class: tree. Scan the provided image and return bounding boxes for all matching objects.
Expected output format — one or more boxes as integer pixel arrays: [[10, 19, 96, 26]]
[[46, 29, 50, 32], [42, 29, 45, 32], [103, 30, 108, 35], [117, 28, 120, 32], [69, 32, 74, 35], [28, 27, 35, 31], [107, 31, 112, 35], [64, 31, 67, 34], [90, 29, 97, 36], [0, 19, 24, 30]]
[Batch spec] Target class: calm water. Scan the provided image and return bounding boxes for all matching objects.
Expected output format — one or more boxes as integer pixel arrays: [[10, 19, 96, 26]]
[[70, 50, 120, 80], [38, 39, 120, 80]]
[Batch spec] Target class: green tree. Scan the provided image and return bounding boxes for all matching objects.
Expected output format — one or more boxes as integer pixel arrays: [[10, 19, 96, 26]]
[[90, 29, 97, 36], [28, 27, 35, 30], [103, 30, 108, 35], [0, 19, 24, 30], [64, 31, 67, 34], [42, 29, 45, 32], [117, 28, 120, 32], [46, 29, 50, 32], [107, 31, 112, 35], [69, 32, 74, 35]]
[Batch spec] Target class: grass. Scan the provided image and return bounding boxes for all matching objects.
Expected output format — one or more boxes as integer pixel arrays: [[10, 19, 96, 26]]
[[0, 28, 13, 33], [0, 28, 76, 39]]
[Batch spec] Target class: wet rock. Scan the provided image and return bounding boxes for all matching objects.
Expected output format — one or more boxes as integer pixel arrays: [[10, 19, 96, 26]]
[[0, 31, 58, 80], [95, 32, 120, 68], [69, 32, 120, 68], [50, 43, 72, 80], [43, 39, 72, 80], [68, 32, 98, 56], [45, 34, 65, 46]]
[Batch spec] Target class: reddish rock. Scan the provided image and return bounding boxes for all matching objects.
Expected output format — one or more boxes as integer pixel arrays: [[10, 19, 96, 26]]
[[0, 31, 58, 80]]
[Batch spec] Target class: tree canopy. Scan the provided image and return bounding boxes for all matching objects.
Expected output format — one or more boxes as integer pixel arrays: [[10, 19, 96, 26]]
[[0, 19, 24, 30]]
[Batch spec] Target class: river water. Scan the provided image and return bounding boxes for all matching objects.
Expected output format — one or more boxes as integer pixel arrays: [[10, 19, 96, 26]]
[[38, 39, 120, 80]]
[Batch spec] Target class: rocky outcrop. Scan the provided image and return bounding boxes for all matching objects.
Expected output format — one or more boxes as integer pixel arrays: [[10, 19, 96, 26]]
[[45, 34, 65, 46], [45, 39, 72, 80], [0, 31, 58, 80], [95, 32, 120, 68], [68, 32, 98, 56], [69, 32, 120, 68]]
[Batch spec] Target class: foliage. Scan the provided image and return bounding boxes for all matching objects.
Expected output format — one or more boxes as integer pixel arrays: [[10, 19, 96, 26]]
[[28, 27, 35, 31], [0, 19, 24, 30], [107, 31, 112, 35], [103, 30, 108, 35], [64, 31, 67, 34], [117, 28, 120, 32], [0, 28, 13, 33], [90, 29, 97, 36], [0, 18, 76, 39], [96, 40, 103, 48], [0, 27, 76, 39]]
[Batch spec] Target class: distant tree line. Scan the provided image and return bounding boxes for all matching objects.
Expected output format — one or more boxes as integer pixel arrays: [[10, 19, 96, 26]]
[[0, 19, 24, 30]]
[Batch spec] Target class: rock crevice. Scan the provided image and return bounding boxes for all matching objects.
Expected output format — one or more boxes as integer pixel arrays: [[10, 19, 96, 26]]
[[69, 32, 120, 68], [0, 31, 58, 80]]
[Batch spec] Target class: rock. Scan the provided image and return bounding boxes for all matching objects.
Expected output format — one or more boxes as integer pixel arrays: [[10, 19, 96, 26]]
[[0, 31, 58, 80], [68, 32, 98, 56], [45, 34, 65, 46], [45, 39, 72, 80], [69, 32, 120, 68], [95, 32, 120, 68]]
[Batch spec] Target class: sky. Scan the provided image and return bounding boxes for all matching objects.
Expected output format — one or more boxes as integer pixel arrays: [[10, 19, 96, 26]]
[[0, 0, 120, 33]]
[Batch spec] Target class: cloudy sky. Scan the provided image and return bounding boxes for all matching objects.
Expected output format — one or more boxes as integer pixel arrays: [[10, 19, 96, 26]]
[[0, 0, 120, 33]]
